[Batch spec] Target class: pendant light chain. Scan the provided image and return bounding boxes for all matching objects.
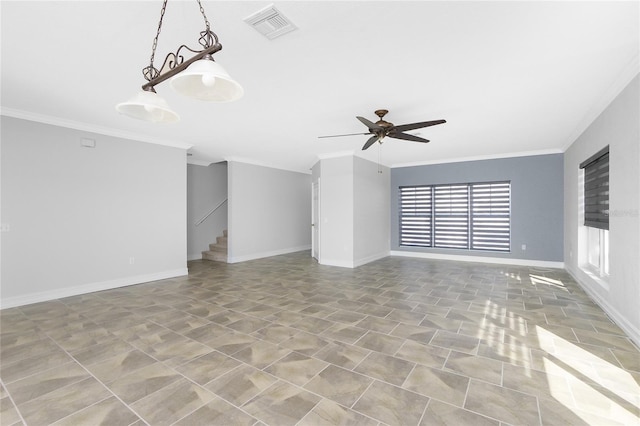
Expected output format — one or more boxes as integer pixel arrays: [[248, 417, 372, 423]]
[[146, 0, 169, 81], [197, 0, 211, 33]]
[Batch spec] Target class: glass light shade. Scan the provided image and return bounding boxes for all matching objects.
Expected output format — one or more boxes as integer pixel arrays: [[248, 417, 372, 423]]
[[116, 90, 179, 123], [170, 59, 244, 102]]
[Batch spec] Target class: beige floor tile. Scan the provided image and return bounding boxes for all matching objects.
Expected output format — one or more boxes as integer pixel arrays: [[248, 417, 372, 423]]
[[320, 323, 368, 344], [0, 338, 63, 366], [176, 350, 242, 385], [232, 340, 291, 369], [354, 331, 405, 355], [352, 380, 429, 425], [206, 364, 277, 406], [243, 381, 321, 426], [314, 341, 371, 370], [85, 349, 156, 383], [444, 350, 503, 385], [395, 339, 449, 368], [280, 331, 329, 355], [204, 331, 258, 355], [70, 337, 135, 365], [265, 352, 328, 386], [420, 313, 462, 333], [291, 316, 334, 334], [390, 323, 437, 344], [52, 396, 140, 426], [6, 362, 89, 405], [420, 399, 499, 426], [17, 377, 111, 425], [251, 324, 299, 344], [0, 395, 22, 426], [107, 362, 182, 404], [173, 396, 256, 426], [464, 379, 540, 425], [403, 365, 469, 407], [354, 352, 415, 386], [355, 316, 400, 333], [130, 378, 215, 426], [304, 365, 373, 407], [430, 330, 480, 354], [3, 254, 638, 426], [298, 398, 378, 426], [0, 347, 74, 384]]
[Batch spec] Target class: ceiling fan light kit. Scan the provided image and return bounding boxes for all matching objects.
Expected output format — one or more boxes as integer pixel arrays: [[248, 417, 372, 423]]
[[116, 0, 243, 123], [319, 109, 446, 150]]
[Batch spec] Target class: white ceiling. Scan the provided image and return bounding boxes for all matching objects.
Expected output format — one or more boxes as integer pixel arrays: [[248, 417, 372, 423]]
[[1, 1, 638, 173]]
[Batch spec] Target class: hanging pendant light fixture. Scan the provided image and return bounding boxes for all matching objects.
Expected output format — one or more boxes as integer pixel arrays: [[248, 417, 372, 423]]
[[116, 0, 243, 123]]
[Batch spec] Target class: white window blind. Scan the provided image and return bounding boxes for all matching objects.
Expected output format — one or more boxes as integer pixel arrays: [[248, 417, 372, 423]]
[[434, 184, 469, 249], [399, 181, 511, 252], [470, 182, 511, 252], [399, 186, 432, 247]]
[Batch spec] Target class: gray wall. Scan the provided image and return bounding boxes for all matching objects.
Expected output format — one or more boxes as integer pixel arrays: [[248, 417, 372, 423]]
[[227, 161, 311, 262], [187, 162, 228, 260], [391, 154, 564, 262], [564, 74, 639, 345], [1, 117, 187, 308]]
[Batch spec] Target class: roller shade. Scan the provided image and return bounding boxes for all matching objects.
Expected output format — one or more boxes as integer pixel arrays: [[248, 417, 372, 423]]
[[580, 146, 609, 230]]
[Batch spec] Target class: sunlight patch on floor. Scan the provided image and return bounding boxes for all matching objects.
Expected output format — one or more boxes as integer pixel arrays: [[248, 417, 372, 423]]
[[529, 274, 569, 291], [536, 325, 640, 423]]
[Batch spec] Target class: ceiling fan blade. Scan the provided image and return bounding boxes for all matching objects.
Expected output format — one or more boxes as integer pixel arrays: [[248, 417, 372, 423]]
[[394, 119, 446, 132], [318, 132, 371, 139], [357, 116, 382, 131], [389, 132, 430, 143], [362, 135, 380, 150]]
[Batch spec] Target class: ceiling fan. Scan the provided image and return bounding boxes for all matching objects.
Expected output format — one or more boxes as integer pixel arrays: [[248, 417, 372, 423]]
[[319, 109, 446, 150]]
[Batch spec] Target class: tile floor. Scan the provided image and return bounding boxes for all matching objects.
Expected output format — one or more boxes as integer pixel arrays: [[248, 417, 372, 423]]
[[1, 252, 639, 425]]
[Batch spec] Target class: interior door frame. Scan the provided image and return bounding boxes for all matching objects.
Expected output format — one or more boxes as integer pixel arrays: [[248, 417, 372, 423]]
[[311, 179, 320, 260]]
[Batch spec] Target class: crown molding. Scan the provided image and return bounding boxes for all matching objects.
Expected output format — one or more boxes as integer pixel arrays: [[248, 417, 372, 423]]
[[225, 156, 311, 175], [0, 107, 193, 150], [187, 158, 216, 166], [390, 148, 563, 169], [316, 150, 355, 160], [561, 53, 640, 152]]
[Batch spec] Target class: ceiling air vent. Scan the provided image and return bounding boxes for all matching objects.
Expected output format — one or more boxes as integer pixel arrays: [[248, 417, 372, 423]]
[[244, 4, 297, 40]]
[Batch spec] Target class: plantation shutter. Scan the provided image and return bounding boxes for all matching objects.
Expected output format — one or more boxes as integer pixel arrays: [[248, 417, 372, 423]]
[[470, 182, 511, 251], [580, 146, 609, 230], [399, 186, 432, 247], [433, 184, 469, 249]]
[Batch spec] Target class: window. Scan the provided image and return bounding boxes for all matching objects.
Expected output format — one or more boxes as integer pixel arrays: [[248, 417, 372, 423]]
[[579, 146, 609, 278], [400, 181, 511, 252]]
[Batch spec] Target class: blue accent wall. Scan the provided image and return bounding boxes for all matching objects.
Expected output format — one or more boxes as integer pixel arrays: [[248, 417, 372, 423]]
[[391, 154, 564, 261]]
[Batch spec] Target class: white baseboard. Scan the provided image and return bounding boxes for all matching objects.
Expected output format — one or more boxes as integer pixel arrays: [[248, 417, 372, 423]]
[[354, 251, 390, 268], [227, 245, 311, 264], [319, 258, 356, 268], [187, 253, 202, 261], [390, 250, 565, 269], [320, 252, 391, 269], [0, 268, 188, 309], [566, 266, 640, 349]]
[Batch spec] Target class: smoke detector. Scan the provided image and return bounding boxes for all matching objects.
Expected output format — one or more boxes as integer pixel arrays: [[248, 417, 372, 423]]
[[244, 4, 297, 40]]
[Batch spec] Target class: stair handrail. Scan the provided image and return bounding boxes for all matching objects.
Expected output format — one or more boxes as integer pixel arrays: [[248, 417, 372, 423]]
[[195, 198, 228, 227]]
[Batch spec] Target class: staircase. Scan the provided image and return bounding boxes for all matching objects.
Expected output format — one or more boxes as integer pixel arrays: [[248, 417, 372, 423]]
[[202, 229, 228, 263]]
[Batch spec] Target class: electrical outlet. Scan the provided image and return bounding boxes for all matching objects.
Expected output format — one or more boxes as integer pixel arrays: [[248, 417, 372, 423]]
[[0, 223, 10, 232], [129, 257, 135, 265], [521, 244, 527, 251]]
